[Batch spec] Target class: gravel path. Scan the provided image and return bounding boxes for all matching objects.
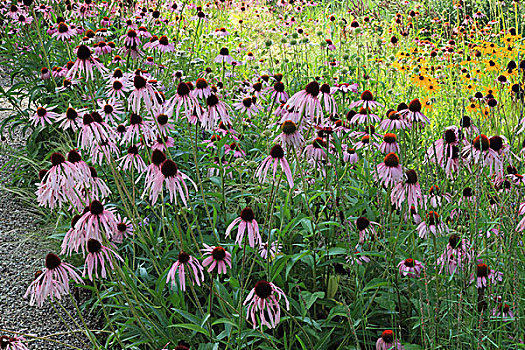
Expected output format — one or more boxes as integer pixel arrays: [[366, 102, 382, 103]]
[[0, 69, 95, 349]]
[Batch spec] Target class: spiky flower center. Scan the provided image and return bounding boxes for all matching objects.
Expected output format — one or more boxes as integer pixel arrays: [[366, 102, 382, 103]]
[[87, 239, 102, 254], [281, 120, 297, 135], [408, 98, 421, 112], [489, 136, 503, 152], [383, 133, 397, 144], [381, 330, 394, 343], [254, 280, 273, 299], [50, 152, 65, 166], [356, 217, 370, 231], [305, 81, 320, 97], [426, 211, 439, 225], [177, 82, 190, 96], [212, 246, 226, 261], [449, 234, 460, 248], [270, 144, 284, 159], [360, 90, 373, 101], [45, 253, 62, 270], [90, 200, 104, 215], [406, 169, 418, 184], [477, 263, 488, 277], [161, 159, 178, 177], [383, 153, 400, 167], [473, 135, 490, 151], [206, 94, 219, 107], [178, 251, 190, 264], [240, 207, 255, 222], [404, 258, 415, 267], [76, 45, 91, 60]]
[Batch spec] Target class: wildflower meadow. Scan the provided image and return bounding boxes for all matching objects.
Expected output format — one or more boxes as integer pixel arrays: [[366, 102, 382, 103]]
[[0, 0, 525, 349]]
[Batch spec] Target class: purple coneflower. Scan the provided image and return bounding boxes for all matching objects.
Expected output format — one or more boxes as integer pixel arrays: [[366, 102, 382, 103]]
[[244, 280, 289, 329], [169, 82, 201, 121], [438, 234, 472, 274], [391, 169, 421, 210], [128, 73, 158, 113], [398, 258, 424, 278], [379, 133, 399, 154], [376, 330, 404, 350], [193, 78, 212, 99], [304, 137, 327, 161], [155, 35, 175, 53], [380, 110, 409, 131], [144, 159, 197, 206], [417, 211, 447, 238], [274, 120, 303, 150], [355, 216, 380, 243], [225, 206, 261, 248], [376, 153, 403, 188], [84, 239, 122, 281], [76, 200, 117, 242], [0, 335, 29, 350], [284, 81, 323, 120], [259, 241, 282, 260], [67, 45, 107, 81], [351, 107, 380, 125], [113, 214, 133, 244], [53, 22, 76, 41], [166, 251, 204, 291], [31, 106, 58, 127], [202, 244, 232, 274], [233, 96, 263, 117], [78, 112, 113, 150], [24, 253, 83, 307], [473, 263, 503, 289], [202, 94, 231, 130], [399, 98, 429, 126], [256, 144, 294, 188], [122, 113, 156, 144], [119, 145, 146, 171], [215, 47, 233, 64], [350, 90, 384, 110]]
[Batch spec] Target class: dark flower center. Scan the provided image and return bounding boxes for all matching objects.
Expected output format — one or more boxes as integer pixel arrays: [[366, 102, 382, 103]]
[[383, 153, 400, 167], [473, 135, 490, 151], [254, 280, 273, 299], [404, 258, 415, 267], [274, 81, 285, 92], [463, 187, 472, 197], [476, 263, 488, 277], [90, 200, 104, 215], [361, 135, 370, 144], [66, 107, 78, 120], [161, 159, 178, 177], [253, 82, 262, 92], [159, 35, 169, 45], [113, 80, 123, 90], [383, 133, 397, 144], [50, 152, 65, 166], [305, 81, 320, 97], [426, 211, 439, 225], [67, 150, 82, 163], [37, 107, 47, 117], [240, 207, 254, 222], [157, 114, 168, 125], [242, 97, 252, 108], [196, 78, 208, 89], [87, 239, 102, 254], [219, 47, 229, 56], [38, 169, 48, 181], [449, 234, 461, 248], [489, 136, 503, 152], [134, 75, 147, 89], [360, 90, 373, 101], [356, 216, 370, 231], [130, 113, 142, 125], [178, 251, 190, 263], [211, 246, 226, 261], [45, 253, 62, 270], [282, 120, 297, 135], [381, 330, 394, 343], [320, 83, 331, 94], [388, 111, 400, 120], [312, 137, 326, 148], [206, 95, 219, 107], [408, 98, 421, 112], [397, 102, 408, 111], [444, 129, 457, 144], [406, 169, 418, 184], [117, 125, 126, 133], [177, 82, 190, 96], [117, 223, 127, 232], [127, 145, 139, 155], [76, 45, 91, 60], [89, 166, 98, 178], [103, 104, 114, 114], [270, 144, 284, 159], [58, 22, 69, 33]]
